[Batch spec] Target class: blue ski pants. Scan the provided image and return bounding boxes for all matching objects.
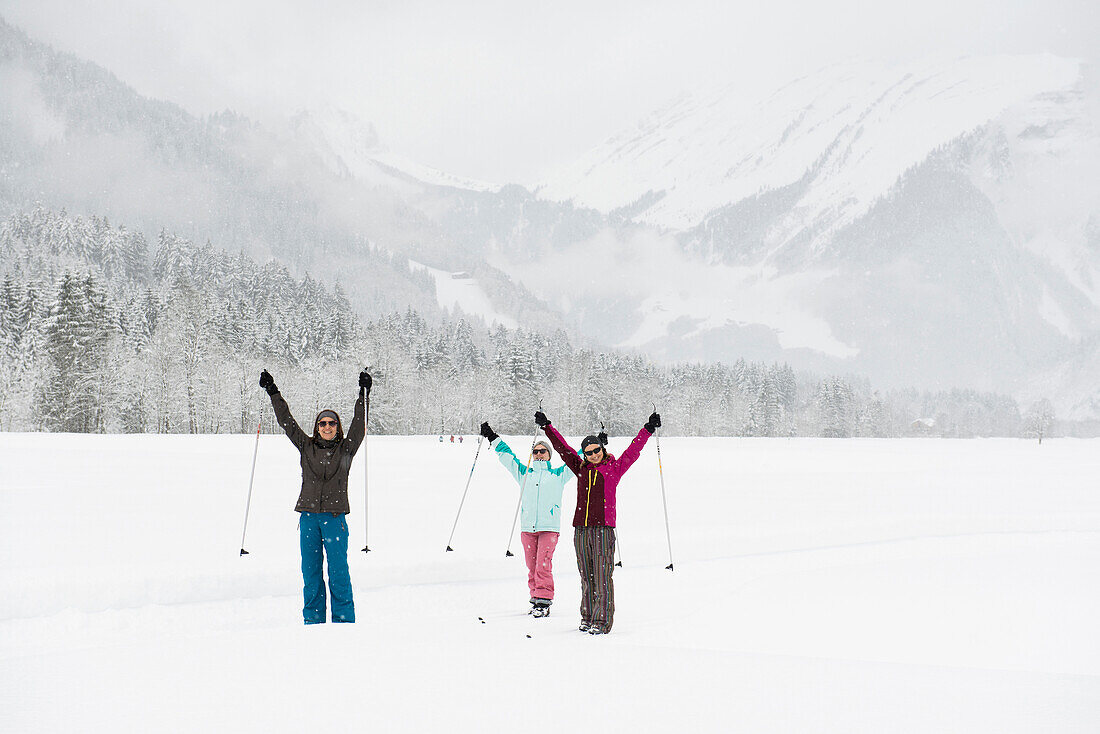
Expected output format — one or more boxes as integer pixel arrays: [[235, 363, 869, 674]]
[[299, 512, 355, 624]]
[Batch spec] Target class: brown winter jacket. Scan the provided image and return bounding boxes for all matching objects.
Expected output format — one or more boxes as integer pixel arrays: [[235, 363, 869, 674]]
[[269, 389, 367, 514]]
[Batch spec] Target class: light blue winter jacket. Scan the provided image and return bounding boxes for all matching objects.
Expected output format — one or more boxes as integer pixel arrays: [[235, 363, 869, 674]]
[[493, 438, 572, 533]]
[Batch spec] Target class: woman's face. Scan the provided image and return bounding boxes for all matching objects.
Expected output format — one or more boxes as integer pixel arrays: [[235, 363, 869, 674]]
[[532, 445, 550, 462], [317, 417, 338, 441], [583, 444, 605, 464]]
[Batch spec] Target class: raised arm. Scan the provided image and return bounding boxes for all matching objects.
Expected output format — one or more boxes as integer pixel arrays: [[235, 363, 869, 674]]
[[261, 370, 308, 451], [539, 413, 583, 476], [610, 412, 661, 476], [479, 422, 526, 483], [343, 371, 371, 455], [494, 439, 528, 483]]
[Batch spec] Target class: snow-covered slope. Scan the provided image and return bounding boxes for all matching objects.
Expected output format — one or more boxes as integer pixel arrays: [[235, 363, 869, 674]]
[[538, 55, 1082, 240], [408, 259, 518, 329]]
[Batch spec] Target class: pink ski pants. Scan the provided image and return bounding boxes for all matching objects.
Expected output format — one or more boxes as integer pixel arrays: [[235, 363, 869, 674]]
[[520, 531, 560, 599]]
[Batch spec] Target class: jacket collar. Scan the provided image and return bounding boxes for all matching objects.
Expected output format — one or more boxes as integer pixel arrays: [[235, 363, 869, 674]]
[[313, 436, 340, 450]]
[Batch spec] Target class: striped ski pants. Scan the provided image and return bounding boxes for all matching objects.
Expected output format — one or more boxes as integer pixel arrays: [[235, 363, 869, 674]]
[[574, 526, 616, 631]]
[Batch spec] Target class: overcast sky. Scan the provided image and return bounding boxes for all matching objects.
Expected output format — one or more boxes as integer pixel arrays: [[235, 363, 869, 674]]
[[2, 1, 1097, 184]]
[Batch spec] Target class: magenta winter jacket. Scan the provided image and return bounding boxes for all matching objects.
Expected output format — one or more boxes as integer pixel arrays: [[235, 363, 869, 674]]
[[543, 423, 651, 528]]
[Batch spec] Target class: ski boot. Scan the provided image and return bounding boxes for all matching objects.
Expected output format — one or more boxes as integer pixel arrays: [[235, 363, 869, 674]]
[[531, 598, 551, 618]]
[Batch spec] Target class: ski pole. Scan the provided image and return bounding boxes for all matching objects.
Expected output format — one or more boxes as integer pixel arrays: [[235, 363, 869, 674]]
[[446, 435, 484, 552], [239, 408, 263, 556], [504, 426, 541, 557], [361, 368, 379, 553], [655, 426, 674, 571], [613, 528, 623, 567], [361, 424, 370, 553]]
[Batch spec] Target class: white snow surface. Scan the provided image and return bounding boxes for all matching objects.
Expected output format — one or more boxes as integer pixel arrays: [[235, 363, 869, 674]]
[[537, 55, 1083, 239], [3, 433, 1099, 733]]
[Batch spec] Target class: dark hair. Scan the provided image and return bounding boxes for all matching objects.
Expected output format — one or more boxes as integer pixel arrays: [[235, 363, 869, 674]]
[[581, 435, 604, 450]]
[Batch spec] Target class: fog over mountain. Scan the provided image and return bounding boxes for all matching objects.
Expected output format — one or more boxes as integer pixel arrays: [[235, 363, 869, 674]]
[[533, 55, 1100, 417], [1, 16, 1097, 420]]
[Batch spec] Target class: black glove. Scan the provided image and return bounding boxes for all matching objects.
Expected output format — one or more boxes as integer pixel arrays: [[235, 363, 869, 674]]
[[479, 422, 498, 442], [259, 369, 278, 396], [644, 411, 661, 433], [534, 411, 550, 428], [359, 370, 372, 393], [597, 431, 608, 446]]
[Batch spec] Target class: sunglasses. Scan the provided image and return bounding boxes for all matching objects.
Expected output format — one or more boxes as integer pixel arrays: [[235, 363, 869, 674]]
[[583, 447, 603, 457], [532, 448, 549, 455], [317, 419, 338, 427]]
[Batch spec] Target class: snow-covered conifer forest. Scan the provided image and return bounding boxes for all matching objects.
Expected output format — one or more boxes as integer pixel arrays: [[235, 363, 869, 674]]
[[0, 207, 1032, 438]]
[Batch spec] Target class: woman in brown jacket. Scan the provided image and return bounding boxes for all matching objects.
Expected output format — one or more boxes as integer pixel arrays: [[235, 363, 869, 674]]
[[260, 368, 371, 624]]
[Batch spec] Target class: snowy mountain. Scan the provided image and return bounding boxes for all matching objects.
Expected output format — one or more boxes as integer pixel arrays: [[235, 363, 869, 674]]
[[1, 11, 1097, 420], [530, 56, 1100, 414], [537, 55, 1085, 236], [0, 16, 567, 333]]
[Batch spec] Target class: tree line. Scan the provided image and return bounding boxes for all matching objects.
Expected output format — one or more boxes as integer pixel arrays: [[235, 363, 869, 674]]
[[0, 206, 1036, 437]]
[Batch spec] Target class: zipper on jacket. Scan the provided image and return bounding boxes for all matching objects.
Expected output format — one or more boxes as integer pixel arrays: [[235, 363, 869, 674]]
[[528, 473, 536, 530], [584, 468, 596, 525]]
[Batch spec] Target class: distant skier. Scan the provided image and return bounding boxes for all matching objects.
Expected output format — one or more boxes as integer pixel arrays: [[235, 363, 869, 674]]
[[534, 409, 661, 634], [479, 421, 571, 617], [259, 368, 371, 624]]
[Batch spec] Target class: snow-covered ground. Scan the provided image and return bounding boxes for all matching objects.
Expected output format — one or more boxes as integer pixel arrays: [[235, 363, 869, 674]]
[[2, 434, 1098, 732]]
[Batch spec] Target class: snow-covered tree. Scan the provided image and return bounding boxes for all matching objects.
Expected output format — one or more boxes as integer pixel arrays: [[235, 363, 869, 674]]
[[1024, 398, 1056, 444]]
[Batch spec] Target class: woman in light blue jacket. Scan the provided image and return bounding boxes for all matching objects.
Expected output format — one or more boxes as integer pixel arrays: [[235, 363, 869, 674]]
[[480, 421, 572, 617]]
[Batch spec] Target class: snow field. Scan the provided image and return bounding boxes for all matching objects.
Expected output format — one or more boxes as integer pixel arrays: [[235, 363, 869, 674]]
[[2, 434, 1099, 732]]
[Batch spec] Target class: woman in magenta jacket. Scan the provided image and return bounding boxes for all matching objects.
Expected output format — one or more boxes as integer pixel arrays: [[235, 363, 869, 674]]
[[534, 409, 661, 635]]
